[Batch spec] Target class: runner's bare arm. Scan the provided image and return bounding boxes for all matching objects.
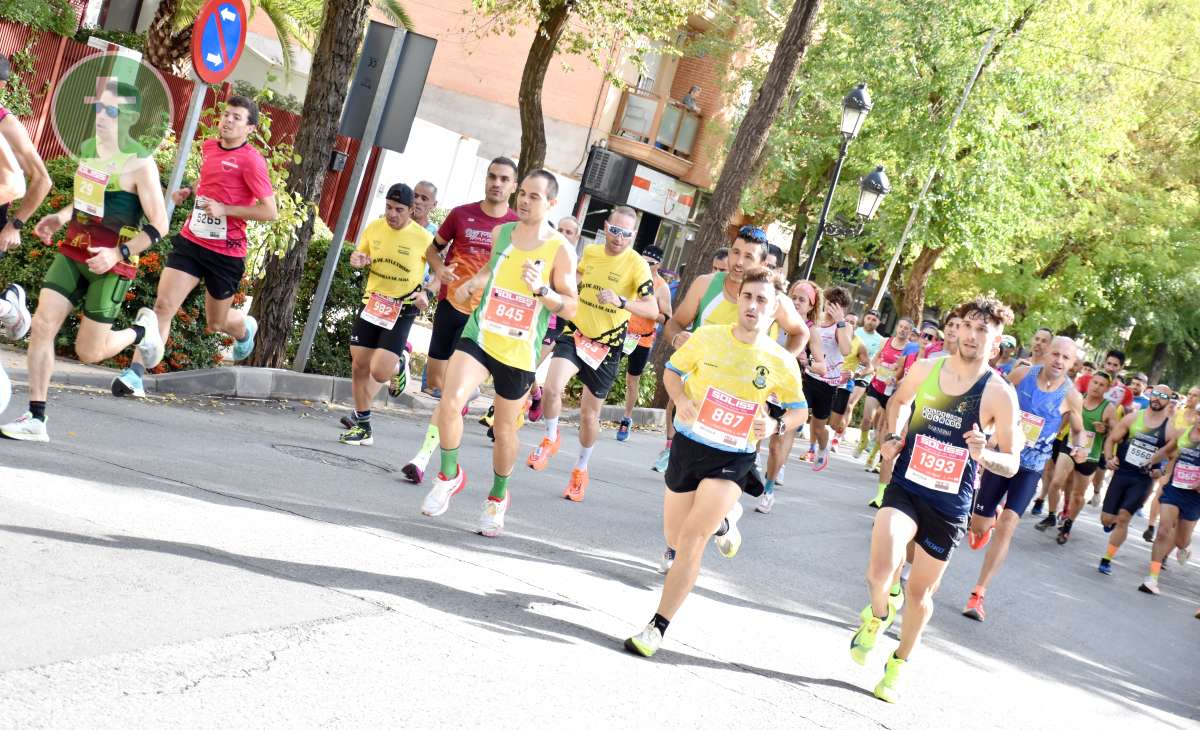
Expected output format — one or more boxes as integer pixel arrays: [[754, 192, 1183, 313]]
[[653, 279, 673, 324], [662, 367, 698, 424], [452, 265, 493, 308], [125, 160, 168, 256], [0, 115, 51, 224], [539, 241, 578, 320], [974, 380, 1022, 477], [424, 233, 453, 281], [880, 359, 933, 458], [663, 273, 712, 348], [1102, 411, 1138, 463], [775, 295, 810, 357], [1007, 364, 1032, 386], [1064, 390, 1088, 462]]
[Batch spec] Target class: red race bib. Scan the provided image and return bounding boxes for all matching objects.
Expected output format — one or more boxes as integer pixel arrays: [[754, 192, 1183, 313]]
[[481, 288, 538, 340], [905, 434, 969, 494], [572, 330, 611, 370], [360, 292, 402, 330], [692, 387, 757, 450]]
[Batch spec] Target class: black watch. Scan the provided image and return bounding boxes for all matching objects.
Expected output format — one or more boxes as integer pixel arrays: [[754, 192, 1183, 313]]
[[775, 416, 788, 436], [534, 285, 550, 297], [885, 432, 903, 444], [118, 243, 132, 262], [617, 295, 627, 310], [9, 216, 24, 231]]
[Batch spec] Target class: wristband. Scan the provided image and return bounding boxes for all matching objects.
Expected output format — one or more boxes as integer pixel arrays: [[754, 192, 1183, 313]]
[[142, 223, 162, 245], [118, 243, 132, 262], [618, 295, 627, 310]]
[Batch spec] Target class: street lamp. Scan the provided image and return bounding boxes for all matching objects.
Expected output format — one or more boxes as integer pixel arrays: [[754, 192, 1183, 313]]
[[800, 84, 890, 280]]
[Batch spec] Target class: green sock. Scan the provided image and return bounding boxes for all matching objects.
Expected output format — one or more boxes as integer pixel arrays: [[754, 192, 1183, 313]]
[[418, 424, 439, 459], [439, 447, 459, 478], [489, 472, 510, 501], [874, 482, 887, 503]]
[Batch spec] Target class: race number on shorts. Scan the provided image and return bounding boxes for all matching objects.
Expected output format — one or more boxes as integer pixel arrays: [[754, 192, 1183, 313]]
[[905, 434, 968, 494], [692, 387, 757, 450], [481, 288, 538, 340]]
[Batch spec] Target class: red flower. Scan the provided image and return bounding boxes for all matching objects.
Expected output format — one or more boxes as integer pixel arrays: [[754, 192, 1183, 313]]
[[124, 291, 135, 301]]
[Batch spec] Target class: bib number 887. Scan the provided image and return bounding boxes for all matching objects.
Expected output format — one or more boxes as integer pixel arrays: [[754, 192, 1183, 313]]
[[709, 407, 746, 430]]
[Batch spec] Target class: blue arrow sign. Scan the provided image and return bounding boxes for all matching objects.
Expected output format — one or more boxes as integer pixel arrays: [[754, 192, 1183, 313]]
[[199, 2, 243, 77]]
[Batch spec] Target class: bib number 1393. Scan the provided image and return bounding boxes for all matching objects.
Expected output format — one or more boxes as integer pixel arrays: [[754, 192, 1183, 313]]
[[905, 434, 969, 494]]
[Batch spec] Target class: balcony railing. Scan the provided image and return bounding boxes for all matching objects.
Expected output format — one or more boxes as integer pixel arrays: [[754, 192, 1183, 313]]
[[611, 89, 701, 163]]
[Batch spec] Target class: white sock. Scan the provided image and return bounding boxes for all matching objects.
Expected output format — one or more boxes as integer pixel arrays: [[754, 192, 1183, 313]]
[[900, 563, 912, 582], [546, 417, 559, 441], [575, 445, 594, 470]]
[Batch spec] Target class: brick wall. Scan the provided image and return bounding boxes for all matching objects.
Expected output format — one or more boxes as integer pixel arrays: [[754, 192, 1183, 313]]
[[670, 52, 731, 190]]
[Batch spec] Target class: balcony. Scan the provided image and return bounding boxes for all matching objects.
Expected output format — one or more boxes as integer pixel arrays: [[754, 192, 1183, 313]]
[[608, 89, 701, 179]]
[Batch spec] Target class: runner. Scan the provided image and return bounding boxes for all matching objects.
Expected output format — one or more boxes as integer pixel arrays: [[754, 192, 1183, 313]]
[[417, 169, 576, 537], [1097, 384, 1173, 575], [831, 312, 870, 452], [524, 215, 586, 423], [412, 181, 439, 234], [849, 296, 1020, 703], [617, 244, 671, 442], [111, 95, 275, 397], [1029, 326, 1053, 367], [992, 335, 1017, 375], [962, 336, 1085, 621], [918, 321, 944, 358], [1128, 373, 1150, 411], [865, 317, 917, 502], [1078, 349, 1133, 506], [528, 206, 657, 501], [422, 157, 519, 397], [1, 81, 166, 441], [801, 286, 854, 471], [336, 184, 433, 445], [1144, 386, 1198, 541], [848, 310, 885, 443], [1139, 411, 1200, 595], [623, 267, 807, 657], [711, 247, 729, 273]]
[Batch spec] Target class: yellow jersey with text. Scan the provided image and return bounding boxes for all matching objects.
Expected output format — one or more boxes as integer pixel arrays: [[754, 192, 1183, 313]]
[[355, 218, 433, 304], [566, 243, 653, 346]]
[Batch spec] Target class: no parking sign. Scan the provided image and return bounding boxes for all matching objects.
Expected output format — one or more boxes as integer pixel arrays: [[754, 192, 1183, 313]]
[[190, 0, 247, 84]]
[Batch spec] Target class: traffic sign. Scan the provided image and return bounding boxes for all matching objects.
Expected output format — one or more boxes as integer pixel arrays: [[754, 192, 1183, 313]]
[[190, 0, 247, 84]]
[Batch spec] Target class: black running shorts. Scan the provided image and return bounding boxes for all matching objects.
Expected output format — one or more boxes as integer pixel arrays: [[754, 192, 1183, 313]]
[[428, 303, 470, 361], [455, 336, 536, 401], [166, 235, 247, 300], [349, 303, 419, 358], [666, 432, 765, 497], [552, 329, 622, 399], [882, 483, 967, 561]]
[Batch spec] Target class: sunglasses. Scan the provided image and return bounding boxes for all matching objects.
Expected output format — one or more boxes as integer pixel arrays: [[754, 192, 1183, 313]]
[[606, 223, 634, 239], [1150, 390, 1171, 399], [738, 225, 768, 243], [94, 102, 121, 118], [920, 332, 937, 340]]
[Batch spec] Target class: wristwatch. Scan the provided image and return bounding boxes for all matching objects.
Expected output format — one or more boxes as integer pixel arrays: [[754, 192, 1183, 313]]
[[775, 417, 788, 436], [9, 217, 24, 231], [836, 321, 848, 329], [617, 295, 627, 310], [534, 285, 550, 297], [118, 243, 132, 262], [885, 432, 903, 444]]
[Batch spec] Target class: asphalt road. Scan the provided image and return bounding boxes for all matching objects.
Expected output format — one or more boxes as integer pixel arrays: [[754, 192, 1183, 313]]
[[0, 384, 1196, 728]]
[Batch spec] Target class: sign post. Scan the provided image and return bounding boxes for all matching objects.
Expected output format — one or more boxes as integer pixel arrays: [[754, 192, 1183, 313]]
[[164, 0, 247, 220]]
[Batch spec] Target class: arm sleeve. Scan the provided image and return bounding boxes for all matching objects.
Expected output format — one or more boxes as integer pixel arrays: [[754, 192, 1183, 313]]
[[632, 256, 654, 298]]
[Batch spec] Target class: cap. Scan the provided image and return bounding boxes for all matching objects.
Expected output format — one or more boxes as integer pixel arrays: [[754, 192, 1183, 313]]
[[1000, 335, 1017, 349], [865, 308, 881, 318], [642, 245, 664, 263], [385, 183, 414, 207]]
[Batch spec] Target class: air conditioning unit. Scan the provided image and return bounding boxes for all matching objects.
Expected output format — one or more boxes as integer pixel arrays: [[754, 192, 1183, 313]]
[[581, 146, 636, 202]]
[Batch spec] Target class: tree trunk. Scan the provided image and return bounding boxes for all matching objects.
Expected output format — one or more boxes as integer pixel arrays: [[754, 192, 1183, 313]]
[[900, 245, 943, 321], [144, 0, 193, 75], [1148, 340, 1168, 384], [648, 0, 825, 406], [247, 0, 372, 368], [516, 1, 575, 180]]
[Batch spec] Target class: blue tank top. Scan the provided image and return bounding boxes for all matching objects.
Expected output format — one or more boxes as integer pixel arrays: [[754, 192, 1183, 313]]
[[892, 358, 992, 520], [1015, 366, 1070, 471]]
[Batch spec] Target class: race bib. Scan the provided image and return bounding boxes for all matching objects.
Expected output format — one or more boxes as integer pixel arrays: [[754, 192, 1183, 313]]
[[1080, 431, 1095, 451], [692, 387, 757, 450], [481, 288, 538, 340], [622, 331, 641, 356], [360, 292, 402, 330], [189, 197, 228, 240], [876, 364, 896, 383], [1124, 440, 1155, 467], [1173, 462, 1200, 489], [905, 434, 969, 494], [74, 165, 109, 218], [1019, 411, 1046, 445], [573, 330, 611, 370]]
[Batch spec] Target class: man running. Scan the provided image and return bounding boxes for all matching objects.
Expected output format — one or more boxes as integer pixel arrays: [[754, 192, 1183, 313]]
[[2, 81, 166, 441], [337, 184, 433, 445], [617, 245, 671, 442], [962, 336, 1085, 621], [528, 206, 657, 501], [850, 296, 1020, 703], [111, 95, 276, 397], [1144, 386, 1198, 541], [623, 267, 807, 658], [1097, 384, 1173, 575], [1077, 349, 1133, 506], [801, 286, 853, 471], [1128, 373, 1150, 411], [1139, 408, 1200, 594], [417, 170, 576, 537], [412, 181, 439, 234]]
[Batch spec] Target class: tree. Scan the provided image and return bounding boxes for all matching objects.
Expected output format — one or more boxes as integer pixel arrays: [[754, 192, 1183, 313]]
[[471, 0, 704, 179], [245, 0, 374, 367]]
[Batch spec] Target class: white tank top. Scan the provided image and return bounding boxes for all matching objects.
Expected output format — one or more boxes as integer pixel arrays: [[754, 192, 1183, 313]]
[[809, 321, 846, 385]]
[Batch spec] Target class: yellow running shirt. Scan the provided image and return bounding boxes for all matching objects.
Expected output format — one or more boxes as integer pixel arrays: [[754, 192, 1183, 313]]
[[462, 223, 568, 371], [355, 218, 433, 304], [568, 243, 653, 346], [667, 324, 806, 452]]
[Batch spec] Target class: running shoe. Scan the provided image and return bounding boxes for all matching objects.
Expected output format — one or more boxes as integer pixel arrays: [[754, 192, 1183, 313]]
[[0, 283, 31, 339], [962, 592, 986, 621], [659, 547, 676, 573], [0, 412, 48, 442], [868, 483, 887, 509], [133, 307, 165, 368], [388, 354, 407, 397], [111, 368, 145, 398], [854, 438, 866, 458], [480, 404, 495, 427], [801, 449, 815, 463], [563, 468, 588, 502], [866, 461, 880, 474], [755, 491, 775, 514], [1098, 558, 1113, 575], [1103, 523, 1116, 534], [1056, 519, 1073, 545], [1138, 576, 1160, 595], [813, 448, 830, 472], [968, 526, 994, 550], [830, 435, 840, 453], [714, 501, 743, 558], [339, 425, 373, 446], [873, 653, 907, 704], [421, 466, 467, 517], [1143, 525, 1156, 542], [526, 434, 560, 470], [479, 493, 510, 538], [849, 603, 895, 666], [1034, 514, 1057, 532], [1030, 499, 1045, 516], [624, 622, 663, 658], [652, 446, 670, 473], [1178, 547, 1192, 566], [616, 417, 631, 442], [231, 314, 258, 362], [888, 584, 905, 614], [401, 461, 424, 485], [340, 414, 357, 429], [422, 387, 442, 399], [1088, 494, 1101, 508], [527, 385, 543, 422]]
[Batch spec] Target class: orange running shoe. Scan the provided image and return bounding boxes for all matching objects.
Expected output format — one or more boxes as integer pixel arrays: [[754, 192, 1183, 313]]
[[962, 592, 986, 622], [526, 434, 561, 470], [968, 526, 994, 550], [563, 468, 589, 501]]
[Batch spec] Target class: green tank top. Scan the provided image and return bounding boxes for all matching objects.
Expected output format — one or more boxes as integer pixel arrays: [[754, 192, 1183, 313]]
[[76, 140, 149, 232], [693, 272, 737, 329], [1081, 399, 1108, 462]]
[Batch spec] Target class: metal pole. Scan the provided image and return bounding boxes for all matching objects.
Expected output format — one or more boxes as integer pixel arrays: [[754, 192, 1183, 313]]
[[871, 30, 998, 310], [802, 136, 850, 280], [293, 29, 406, 373], [165, 80, 208, 221]]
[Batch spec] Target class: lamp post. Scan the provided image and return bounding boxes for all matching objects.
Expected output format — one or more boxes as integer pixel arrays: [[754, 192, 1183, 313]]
[[800, 83, 890, 280]]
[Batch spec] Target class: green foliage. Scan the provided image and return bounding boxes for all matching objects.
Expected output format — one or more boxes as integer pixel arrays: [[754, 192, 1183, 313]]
[[231, 79, 302, 115], [564, 356, 656, 408], [286, 230, 362, 377], [73, 26, 146, 52], [0, 0, 78, 36], [0, 49, 36, 117]]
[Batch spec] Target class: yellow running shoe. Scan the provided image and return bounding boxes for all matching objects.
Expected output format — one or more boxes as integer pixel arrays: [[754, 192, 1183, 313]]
[[874, 652, 907, 703], [850, 603, 895, 666]]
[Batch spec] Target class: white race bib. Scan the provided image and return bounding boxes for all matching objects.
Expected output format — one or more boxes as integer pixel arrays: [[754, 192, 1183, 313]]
[[189, 197, 228, 240], [1125, 440, 1155, 468]]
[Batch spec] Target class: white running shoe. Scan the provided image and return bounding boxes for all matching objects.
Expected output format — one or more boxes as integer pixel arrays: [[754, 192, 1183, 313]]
[[1, 283, 31, 340], [1138, 576, 1160, 595], [1, 412, 49, 442], [1177, 547, 1191, 566], [133, 307, 164, 368], [756, 491, 775, 514], [479, 493, 510, 538], [659, 547, 676, 573], [421, 466, 466, 517], [715, 500, 744, 558], [624, 622, 663, 657]]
